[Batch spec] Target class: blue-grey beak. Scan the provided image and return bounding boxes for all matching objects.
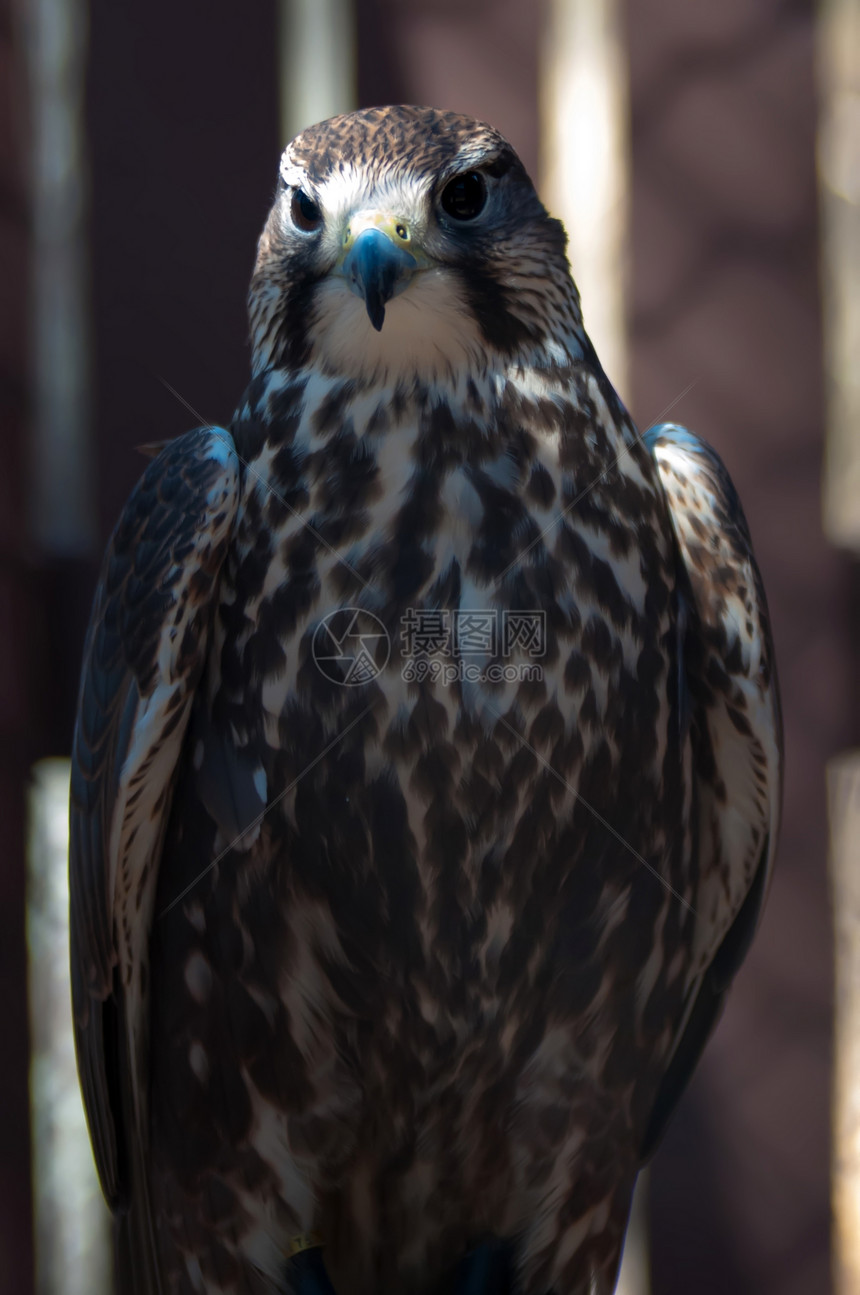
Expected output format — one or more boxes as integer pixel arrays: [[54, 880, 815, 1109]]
[[342, 228, 418, 332]]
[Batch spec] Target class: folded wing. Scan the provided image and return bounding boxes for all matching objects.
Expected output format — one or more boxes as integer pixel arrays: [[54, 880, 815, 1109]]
[[641, 423, 782, 1157], [69, 427, 240, 1264]]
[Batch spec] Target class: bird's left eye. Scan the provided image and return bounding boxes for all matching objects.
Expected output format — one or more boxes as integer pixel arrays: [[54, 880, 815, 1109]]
[[440, 171, 487, 222], [290, 189, 323, 232]]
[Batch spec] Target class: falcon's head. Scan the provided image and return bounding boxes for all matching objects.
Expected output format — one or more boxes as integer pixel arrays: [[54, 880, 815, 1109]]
[[249, 105, 583, 382]]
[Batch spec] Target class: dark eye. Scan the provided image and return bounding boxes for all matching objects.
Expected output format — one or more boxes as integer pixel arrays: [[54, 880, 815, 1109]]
[[440, 171, 487, 222], [290, 188, 323, 232]]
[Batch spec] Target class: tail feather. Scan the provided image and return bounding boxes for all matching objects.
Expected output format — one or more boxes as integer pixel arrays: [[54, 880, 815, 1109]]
[[115, 1191, 163, 1295]]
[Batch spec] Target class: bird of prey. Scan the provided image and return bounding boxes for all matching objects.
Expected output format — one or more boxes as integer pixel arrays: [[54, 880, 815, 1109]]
[[69, 105, 782, 1295]]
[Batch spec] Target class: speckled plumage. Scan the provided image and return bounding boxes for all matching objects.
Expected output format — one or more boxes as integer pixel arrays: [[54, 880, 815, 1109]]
[[70, 106, 782, 1295]]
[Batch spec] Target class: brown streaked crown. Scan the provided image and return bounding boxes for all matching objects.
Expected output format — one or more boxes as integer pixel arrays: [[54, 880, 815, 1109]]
[[283, 104, 519, 187]]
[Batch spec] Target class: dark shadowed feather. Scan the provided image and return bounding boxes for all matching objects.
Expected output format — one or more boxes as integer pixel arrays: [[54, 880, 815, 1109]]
[[69, 426, 239, 1284]]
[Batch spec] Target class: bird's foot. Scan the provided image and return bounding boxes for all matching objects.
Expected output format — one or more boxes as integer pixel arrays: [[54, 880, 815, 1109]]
[[451, 1240, 516, 1295], [284, 1242, 338, 1295]]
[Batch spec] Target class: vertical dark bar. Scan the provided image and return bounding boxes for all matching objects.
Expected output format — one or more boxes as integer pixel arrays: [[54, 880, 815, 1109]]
[[85, 0, 282, 588], [34, 1, 285, 757], [625, 4, 849, 1293], [0, 0, 35, 1288], [13, 5, 283, 1291]]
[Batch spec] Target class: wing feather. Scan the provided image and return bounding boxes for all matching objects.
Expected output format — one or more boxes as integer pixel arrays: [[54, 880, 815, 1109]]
[[640, 423, 782, 1158], [69, 427, 240, 1217]]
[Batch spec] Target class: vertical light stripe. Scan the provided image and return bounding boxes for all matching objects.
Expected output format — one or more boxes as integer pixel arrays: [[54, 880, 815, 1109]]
[[819, 6, 860, 1290], [614, 1173, 650, 1295], [27, 760, 111, 1295], [819, 0, 860, 552], [540, 0, 630, 402], [277, 0, 357, 145], [829, 754, 860, 1295], [541, 5, 644, 1289], [24, 0, 95, 554]]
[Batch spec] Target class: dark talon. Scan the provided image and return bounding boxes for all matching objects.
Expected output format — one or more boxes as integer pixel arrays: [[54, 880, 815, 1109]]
[[451, 1240, 516, 1295], [285, 1245, 338, 1295]]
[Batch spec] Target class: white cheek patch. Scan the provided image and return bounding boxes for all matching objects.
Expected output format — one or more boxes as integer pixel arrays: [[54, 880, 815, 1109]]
[[318, 164, 428, 223], [310, 269, 489, 384], [311, 165, 433, 268]]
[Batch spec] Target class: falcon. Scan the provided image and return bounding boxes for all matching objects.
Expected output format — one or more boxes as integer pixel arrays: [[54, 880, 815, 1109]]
[[69, 105, 782, 1295]]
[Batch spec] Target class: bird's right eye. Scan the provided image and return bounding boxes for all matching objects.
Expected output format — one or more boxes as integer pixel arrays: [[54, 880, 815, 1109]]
[[440, 171, 487, 222], [290, 189, 323, 232]]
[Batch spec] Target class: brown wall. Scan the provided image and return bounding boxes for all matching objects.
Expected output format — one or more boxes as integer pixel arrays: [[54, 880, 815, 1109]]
[[356, 0, 544, 181], [86, 2, 281, 556]]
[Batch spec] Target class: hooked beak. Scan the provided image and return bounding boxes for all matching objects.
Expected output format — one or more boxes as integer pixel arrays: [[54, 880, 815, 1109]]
[[339, 214, 420, 331]]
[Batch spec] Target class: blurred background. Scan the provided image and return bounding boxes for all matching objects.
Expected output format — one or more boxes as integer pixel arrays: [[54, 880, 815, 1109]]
[[2, 1, 858, 1292]]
